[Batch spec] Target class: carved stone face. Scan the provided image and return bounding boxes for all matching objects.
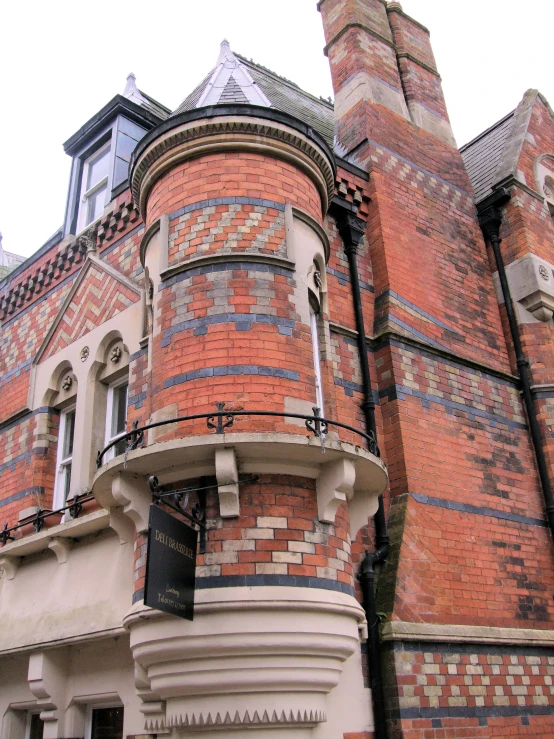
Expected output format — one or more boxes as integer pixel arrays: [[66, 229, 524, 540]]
[[543, 175, 554, 201], [61, 374, 73, 391], [110, 345, 122, 363]]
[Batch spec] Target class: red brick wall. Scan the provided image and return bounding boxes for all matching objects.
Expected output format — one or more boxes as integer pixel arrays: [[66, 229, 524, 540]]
[[384, 641, 554, 739], [146, 152, 323, 229]]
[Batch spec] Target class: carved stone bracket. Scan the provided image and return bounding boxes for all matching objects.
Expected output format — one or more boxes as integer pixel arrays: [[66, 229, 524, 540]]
[[48, 537, 73, 564], [135, 663, 169, 735], [215, 447, 239, 518], [111, 474, 152, 534], [0, 554, 20, 580], [316, 458, 356, 523], [28, 650, 68, 737], [109, 505, 136, 544]]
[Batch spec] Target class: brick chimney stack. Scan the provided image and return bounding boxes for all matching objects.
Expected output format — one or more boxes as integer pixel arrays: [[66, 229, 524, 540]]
[[319, 0, 455, 148]]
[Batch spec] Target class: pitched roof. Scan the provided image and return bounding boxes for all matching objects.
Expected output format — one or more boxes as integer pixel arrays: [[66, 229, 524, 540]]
[[123, 73, 171, 120], [460, 89, 544, 204], [460, 112, 515, 203], [173, 41, 335, 148]]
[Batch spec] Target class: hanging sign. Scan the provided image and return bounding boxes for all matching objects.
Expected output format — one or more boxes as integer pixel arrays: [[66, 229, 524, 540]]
[[144, 504, 197, 621]]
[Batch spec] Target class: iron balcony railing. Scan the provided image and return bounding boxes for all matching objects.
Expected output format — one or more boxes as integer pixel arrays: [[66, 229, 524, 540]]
[[96, 404, 379, 469], [1, 491, 94, 547]]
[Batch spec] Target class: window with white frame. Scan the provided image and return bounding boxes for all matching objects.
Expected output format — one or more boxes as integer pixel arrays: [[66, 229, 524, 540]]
[[54, 406, 76, 509], [310, 306, 324, 414], [77, 142, 111, 232], [87, 705, 124, 739], [105, 380, 129, 460]]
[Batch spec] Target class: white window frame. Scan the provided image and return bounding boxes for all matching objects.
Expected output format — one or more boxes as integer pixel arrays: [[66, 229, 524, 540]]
[[85, 703, 124, 739], [104, 379, 129, 462], [54, 405, 76, 510], [310, 307, 325, 414], [77, 141, 111, 233]]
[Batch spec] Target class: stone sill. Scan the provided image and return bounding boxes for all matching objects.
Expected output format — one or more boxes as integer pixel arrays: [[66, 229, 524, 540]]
[[0, 509, 110, 577]]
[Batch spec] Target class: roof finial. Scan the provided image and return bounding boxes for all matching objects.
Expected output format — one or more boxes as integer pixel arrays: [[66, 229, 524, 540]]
[[217, 39, 233, 65], [123, 72, 139, 99]]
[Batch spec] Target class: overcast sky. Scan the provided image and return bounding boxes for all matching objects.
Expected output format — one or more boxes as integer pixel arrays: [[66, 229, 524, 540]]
[[1, 0, 552, 258]]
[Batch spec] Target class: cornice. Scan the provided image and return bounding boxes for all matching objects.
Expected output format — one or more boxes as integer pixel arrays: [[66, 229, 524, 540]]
[[396, 51, 441, 79], [323, 22, 396, 57], [328, 321, 518, 385], [382, 620, 554, 647], [131, 113, 335, 220]]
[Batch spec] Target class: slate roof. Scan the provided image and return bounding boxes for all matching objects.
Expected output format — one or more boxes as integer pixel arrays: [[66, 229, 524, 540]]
[[172, 43, 335, 149], [460, 112, 515, 203], [242, 57, 335, 148]]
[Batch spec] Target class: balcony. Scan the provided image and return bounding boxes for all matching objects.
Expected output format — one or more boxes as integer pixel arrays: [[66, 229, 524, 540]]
[[92, 406, 388, 539]]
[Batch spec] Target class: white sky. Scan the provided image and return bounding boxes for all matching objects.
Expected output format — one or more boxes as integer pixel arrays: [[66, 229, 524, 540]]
[[1, 0, 552, 258]]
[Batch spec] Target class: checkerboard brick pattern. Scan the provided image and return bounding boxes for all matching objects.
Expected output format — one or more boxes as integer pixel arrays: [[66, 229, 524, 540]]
[[169, 201, 287, 264], [384, 642, 554, 739]]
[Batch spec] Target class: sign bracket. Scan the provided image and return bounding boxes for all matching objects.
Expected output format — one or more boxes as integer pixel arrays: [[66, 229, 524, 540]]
[[149, 476, 208, 553]]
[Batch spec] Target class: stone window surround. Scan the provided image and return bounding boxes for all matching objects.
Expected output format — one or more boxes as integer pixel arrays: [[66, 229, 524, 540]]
[[31, 323, 138, 513]]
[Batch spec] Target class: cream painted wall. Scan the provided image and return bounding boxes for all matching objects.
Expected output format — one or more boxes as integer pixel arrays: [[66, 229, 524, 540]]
[[0, 530, 132, 653]]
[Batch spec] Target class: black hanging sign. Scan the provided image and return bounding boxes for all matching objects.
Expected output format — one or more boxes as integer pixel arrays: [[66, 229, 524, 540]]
[[144, 504, 197, 621]]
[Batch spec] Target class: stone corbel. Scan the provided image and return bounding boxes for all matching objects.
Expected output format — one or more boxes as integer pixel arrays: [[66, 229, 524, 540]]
[[109, 506, 136, 544], [316, 458, 356, 523], [0, 555, 20, 580], [215, 447, 240, 518], [348, 487, 380, 541], [112, 473, 152, 534], [28, 650, 67, 739], [135, 664, 169, 735], [47, 538, 72, 564]]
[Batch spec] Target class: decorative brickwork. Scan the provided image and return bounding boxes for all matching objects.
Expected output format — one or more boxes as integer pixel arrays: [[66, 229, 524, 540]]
[[133, 531, 148, 603], [383, 641, 554, 739], [168, 199, 287, 265], [178, 475, 355, 591], [146, 152, 323, 229], [43, 264, 141, 360]]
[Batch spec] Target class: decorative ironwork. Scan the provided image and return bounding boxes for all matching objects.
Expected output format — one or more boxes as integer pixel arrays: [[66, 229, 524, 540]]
[[305, 406, 329, 439], [207, 402, 235, 434], [127, 420, 145, 451], [1, 523, 14, 546], [149, 476, 209, 553], [32, 509, 45, 533], [68, 490, 87, 519], [97, 404, 380, 468], [0, 494, 95, 547]]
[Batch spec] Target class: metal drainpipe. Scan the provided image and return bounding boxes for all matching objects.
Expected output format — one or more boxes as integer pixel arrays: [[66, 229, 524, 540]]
[[332, 199, 390, 739], [480, 203, 554, 540]]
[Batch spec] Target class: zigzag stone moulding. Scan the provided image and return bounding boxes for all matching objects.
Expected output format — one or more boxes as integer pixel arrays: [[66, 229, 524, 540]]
[[162, 708, 326, 730], [131, 115, 336, 218]]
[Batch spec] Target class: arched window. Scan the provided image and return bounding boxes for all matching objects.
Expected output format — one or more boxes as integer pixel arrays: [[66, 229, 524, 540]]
[[49, 364, 78, 509], [308, 259, 325, 413], [97, 337, 130, 462]]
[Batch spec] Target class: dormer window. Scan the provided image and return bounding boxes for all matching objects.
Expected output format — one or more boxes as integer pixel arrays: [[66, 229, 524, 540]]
[[78, 142, 111, 231], [63, 74, 170, 237]]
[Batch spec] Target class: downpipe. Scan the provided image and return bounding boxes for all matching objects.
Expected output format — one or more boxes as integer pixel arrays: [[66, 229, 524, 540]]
[[332, 198, 390, 739], [480, 203, 554, 541]]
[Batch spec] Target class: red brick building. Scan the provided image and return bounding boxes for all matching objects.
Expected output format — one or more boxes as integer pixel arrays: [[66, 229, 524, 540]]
[[1, 2, 554, 738]]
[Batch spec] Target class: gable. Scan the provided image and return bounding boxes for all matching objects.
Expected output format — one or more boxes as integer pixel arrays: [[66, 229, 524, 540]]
[[36, 256, 142, 363]]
